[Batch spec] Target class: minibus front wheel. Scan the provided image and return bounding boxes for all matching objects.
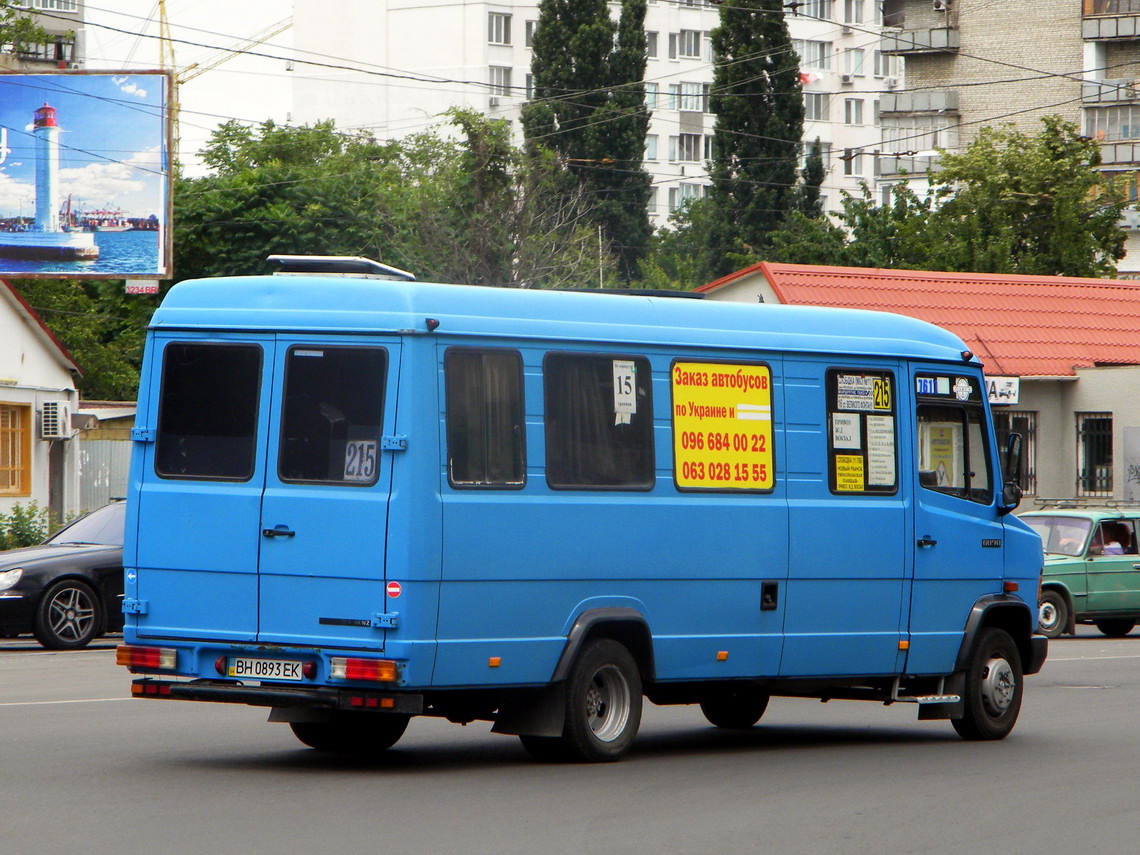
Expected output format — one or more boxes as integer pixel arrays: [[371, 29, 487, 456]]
[[952, 627, 1023, 741], [521, 638, 643, 763]]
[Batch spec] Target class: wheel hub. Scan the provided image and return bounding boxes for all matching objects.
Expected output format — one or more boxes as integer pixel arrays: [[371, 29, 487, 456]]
[[585, 665, 630, 743], [1038, 602, 1057, 631], [980, 656, 1015, 714]]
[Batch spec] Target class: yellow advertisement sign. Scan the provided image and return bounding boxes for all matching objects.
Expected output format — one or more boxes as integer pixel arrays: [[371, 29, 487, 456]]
[[834, 454, 865, 492], [672, 362, 774, 490]]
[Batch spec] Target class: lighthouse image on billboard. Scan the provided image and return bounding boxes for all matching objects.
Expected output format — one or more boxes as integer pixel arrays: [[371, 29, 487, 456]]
[[0, 104, 98, 261]]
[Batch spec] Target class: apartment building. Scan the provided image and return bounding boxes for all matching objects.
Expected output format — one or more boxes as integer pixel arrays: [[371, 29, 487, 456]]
[[291, 0, 900, 227], [0, 0, 85, 71], [878, 0, 1140, 273]]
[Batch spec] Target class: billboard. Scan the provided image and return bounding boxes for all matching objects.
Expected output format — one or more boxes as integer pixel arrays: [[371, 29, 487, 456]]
[[0, 72, 172, 279]]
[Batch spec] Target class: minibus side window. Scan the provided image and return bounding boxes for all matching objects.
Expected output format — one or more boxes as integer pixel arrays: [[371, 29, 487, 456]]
[[156, 343, 262, 481], [826, 369, 898, 495], [445, 348, 525, 488], [916, 403, 993, 504], [544, 353, 654, 490], [278, 346, 386, 485]]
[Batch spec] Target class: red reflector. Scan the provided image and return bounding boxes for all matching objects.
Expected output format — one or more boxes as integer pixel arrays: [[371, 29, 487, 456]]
[[350, 696, 364, 707], [1003, 581, 1019, 593], [302, 661, 317, 680]]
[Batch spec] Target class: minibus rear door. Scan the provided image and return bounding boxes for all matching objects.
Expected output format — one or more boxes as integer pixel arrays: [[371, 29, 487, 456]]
[[255, 338, 400, 648]]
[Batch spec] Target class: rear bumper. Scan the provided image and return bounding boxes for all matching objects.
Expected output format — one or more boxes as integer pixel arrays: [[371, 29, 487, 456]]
[[132, 678, 424, 714], [1025, 634, 1048, 676]]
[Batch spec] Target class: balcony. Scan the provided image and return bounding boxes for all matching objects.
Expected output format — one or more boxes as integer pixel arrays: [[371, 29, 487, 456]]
[[1099, 141, 1140, 165], [1083, 0, 1140, 40], [879, 90, 959, 115], [880, 27, 959, 55], [1083, 78, 1140, 103]]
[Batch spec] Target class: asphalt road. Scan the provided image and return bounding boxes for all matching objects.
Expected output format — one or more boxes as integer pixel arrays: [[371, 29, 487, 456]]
[[1, 629, 1137, 855]]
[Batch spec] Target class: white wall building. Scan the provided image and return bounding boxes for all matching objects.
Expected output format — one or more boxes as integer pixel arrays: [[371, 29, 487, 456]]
[[291, 0, 901, 228]]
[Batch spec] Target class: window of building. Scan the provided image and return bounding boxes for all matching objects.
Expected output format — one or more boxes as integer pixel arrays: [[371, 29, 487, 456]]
[[667, 83, 681, 110], [1077, 412, 1113, 496], [445, 348, 525, 488], [797, 0, 832, 17], [646, 31, 658, 58], [680, 81, 705, 112], [526, 73, 533, 100], [156, 344, 262, 481], [842, 148, 863, 175], [525, 19, 537, 47], [993, 410, 1038, 495], [844, 98, 864, 125], [0, 403, 30, 496], [804, 92, 830, 121], [646, 134, 659, 160], [648, 187, 659, 215], [880, 114, 957, 153], [668, 32, 677, 59], [873, 99, 880, 126], [14, 0, 78, 10], [799, 141, 832, 170], [544, 353, 654, 490], [844, 48, 865, 76], [678, 29, 702, 58], [792, 39, 832, 70], [1086, 105, 1140, 142], [669, 182, 705, 210], [677, 133, 701, 161], [645, 82, 659, 110], [704, 135, 715, 160], [844, 0, 863, 23], [873, 50, 899, 78], [489, 66, 512, 97], [488, 12, 511, 45], [15, 37, 74, 63]]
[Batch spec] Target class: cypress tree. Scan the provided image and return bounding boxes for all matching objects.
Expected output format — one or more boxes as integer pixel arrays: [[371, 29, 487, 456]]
[[523, 0, 651, 283], [706, 0, 805, 277]]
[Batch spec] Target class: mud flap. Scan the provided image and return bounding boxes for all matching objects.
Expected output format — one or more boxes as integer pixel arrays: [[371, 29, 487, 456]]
[[917, 672, 966, 721], [492, 683, 567, 737]]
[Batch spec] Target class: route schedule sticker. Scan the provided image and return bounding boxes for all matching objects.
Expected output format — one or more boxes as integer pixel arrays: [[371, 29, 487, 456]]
[[671, 361, 774, 491], [827, 369, 898, 495]]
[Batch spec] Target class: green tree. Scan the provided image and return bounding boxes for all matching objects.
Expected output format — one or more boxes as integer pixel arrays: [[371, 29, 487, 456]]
[[522, 0, 651, 282], [766, 118, 1127, 278], [706, 0, 805, 278], [0, 0, 49, 63]]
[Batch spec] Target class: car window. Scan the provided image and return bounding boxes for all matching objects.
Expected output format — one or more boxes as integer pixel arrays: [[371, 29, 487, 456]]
[[1022, 515, 1091, 557], [47, 502, 125, 547]]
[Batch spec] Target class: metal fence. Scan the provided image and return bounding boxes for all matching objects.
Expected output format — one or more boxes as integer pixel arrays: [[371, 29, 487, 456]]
[[78, 440, 132, 511]]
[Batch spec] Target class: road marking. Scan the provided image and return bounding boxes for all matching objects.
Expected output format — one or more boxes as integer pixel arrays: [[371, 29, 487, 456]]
[[1048, 654, 1140, 662], [0, 697, 131, 708]]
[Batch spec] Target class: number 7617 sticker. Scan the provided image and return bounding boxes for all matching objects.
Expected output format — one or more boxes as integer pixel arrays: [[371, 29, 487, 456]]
[[343, 440, 378, 482]]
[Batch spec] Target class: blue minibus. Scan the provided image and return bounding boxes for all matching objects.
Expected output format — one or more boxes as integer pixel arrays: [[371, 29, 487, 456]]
[[117, 255, 1046, 762]]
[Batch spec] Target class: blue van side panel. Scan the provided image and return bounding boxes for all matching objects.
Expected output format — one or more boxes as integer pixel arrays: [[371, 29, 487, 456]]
[[781, 359, 908, 677], [432, 342, 789, 689]]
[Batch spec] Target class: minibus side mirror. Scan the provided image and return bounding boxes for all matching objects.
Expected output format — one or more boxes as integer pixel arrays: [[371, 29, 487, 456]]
[[999, 433, 1023, 516]]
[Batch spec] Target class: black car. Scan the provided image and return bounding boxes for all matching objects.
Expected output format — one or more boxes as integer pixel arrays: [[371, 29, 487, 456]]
[[0, 501, 125, 649]]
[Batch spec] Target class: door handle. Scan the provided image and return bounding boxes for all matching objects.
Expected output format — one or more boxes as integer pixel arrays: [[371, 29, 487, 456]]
[[262, 526, 296, 538], [917, 537, 938, 548]]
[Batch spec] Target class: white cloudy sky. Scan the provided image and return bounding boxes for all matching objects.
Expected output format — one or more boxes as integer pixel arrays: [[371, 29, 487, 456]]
[[84, 1, 294, 175]]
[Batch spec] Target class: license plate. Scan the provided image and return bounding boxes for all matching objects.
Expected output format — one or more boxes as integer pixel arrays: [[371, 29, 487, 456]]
[[227, 657, 303, 682]]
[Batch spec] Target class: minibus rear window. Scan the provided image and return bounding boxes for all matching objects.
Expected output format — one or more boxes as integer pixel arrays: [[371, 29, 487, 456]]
[[445, 348, 525, 488], [156, 343, 262, 480], [543, 353, 654, 490], [278, 346, 387, 485]]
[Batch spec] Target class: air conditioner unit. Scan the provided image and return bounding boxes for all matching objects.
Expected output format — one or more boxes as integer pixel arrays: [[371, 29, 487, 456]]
[[41, 401, 71, 441], [885, 76, 899, 89], [840, 73, 855, 85], [932, 0, 949, 10], [489, 96, 501, 108], [841, 25, 853, 34]]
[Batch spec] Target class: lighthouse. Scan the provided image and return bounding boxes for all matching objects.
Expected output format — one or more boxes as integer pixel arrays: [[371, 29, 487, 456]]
[[33, 104, 60, 233], [0, 102, 97, 261]]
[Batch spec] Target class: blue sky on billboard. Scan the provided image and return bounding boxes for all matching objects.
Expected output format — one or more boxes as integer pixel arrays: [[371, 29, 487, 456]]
[[0, 72, 168, 222]]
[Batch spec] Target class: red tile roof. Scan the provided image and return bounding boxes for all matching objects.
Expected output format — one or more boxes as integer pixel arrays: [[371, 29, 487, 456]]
[[697, 262, 1140, 377]]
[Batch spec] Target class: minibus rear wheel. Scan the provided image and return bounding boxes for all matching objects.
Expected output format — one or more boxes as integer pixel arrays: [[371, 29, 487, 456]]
[[522, 638, 643, 763], [700, 686, 770, 729], [952, 627, 1023, 741], [289, 712, 410, 755]]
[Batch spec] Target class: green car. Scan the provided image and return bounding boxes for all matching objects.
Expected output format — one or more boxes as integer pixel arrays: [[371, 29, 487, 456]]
[[1020, 508, 1140, 638]]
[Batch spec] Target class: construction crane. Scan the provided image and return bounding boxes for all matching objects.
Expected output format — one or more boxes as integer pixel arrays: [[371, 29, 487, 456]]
[[156, 0, 292, 160]]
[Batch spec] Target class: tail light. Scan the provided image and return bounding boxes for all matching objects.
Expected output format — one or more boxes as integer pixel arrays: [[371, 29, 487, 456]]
[[116, 644, 177, 670], [330, 657, 397, 682]]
